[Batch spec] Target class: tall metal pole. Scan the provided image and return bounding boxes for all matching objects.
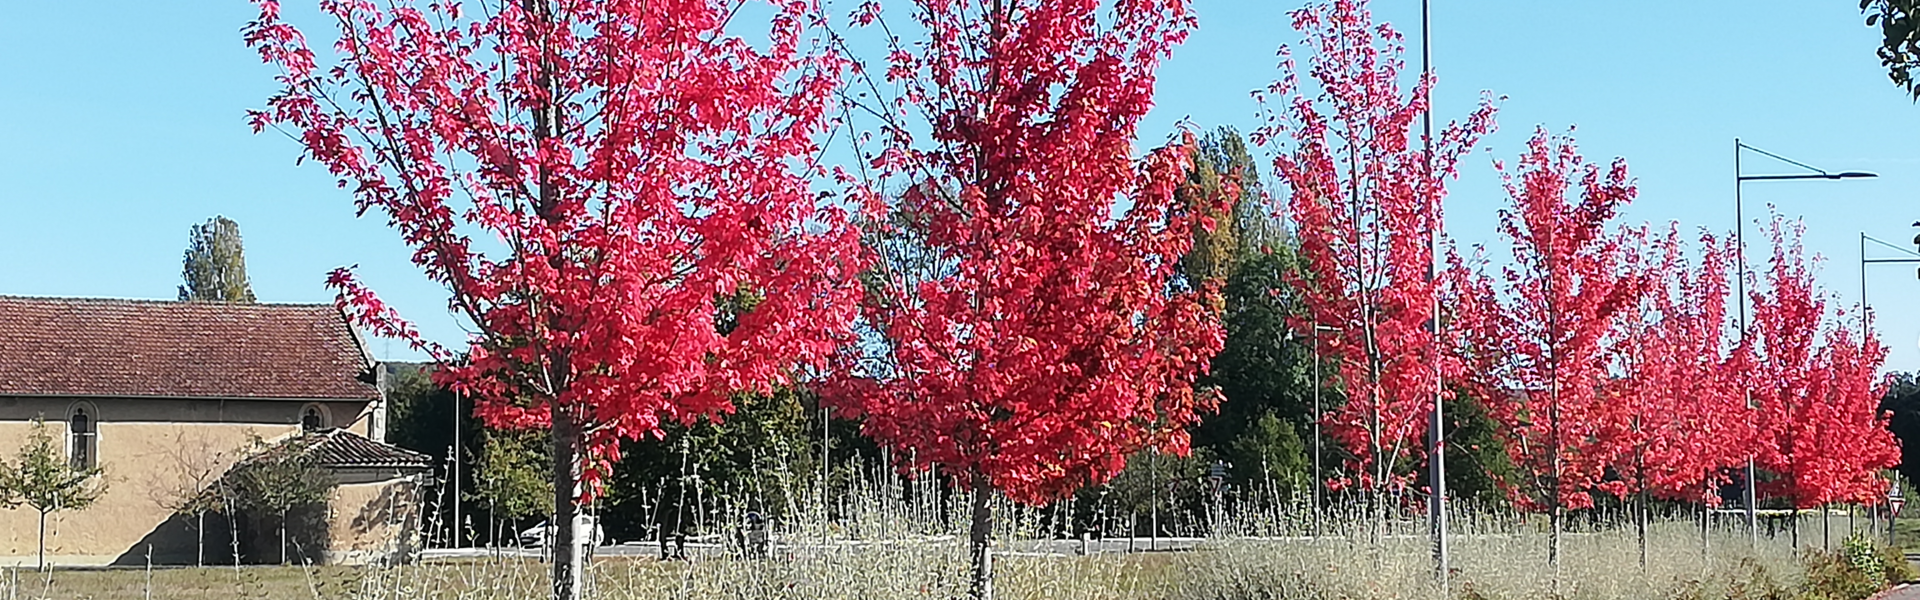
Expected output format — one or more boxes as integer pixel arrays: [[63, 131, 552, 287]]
[[453, 390, 462, 548], [1312, 333, 1323, 538], [1734, 139, 1759, 549], [1861, 232, 1870, 544], [1422, 0, 1448, 587]]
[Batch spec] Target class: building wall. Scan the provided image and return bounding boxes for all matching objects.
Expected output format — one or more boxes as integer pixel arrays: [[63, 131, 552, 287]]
[[325, 469, 428, 565], [0, 395, 377, 566]]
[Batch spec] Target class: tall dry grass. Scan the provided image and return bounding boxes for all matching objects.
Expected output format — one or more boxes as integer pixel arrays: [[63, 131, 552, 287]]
[[2, 463, 1876, 600]]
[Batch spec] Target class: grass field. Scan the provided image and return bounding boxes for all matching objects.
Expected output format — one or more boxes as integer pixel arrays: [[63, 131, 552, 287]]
[[0, 522, 1835, 600]]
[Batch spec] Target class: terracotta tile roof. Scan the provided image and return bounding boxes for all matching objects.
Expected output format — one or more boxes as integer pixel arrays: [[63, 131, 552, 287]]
[[0, 295, 379, 401], [304, 428, 433, 470]]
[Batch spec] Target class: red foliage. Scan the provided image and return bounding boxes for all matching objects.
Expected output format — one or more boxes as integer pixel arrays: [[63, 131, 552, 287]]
[[1258, 0, 1497, 494], [1452, 129, 1637, 513], [1742, 215, 1899, 508], [824, 0, 1222, 505], [244, 0, 865, 494], [1612, 226, 1746, 505]]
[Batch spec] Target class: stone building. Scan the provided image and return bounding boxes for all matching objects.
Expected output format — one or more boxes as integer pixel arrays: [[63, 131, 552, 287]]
[[0, 295, 430, 566]]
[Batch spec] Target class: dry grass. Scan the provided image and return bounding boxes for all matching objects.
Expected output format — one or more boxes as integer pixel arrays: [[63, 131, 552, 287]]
[[3, 517, 1837, 600], [3, 470, 1880, 600]]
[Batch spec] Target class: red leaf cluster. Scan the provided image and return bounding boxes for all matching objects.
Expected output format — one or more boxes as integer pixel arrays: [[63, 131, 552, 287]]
[[1452, 129, 1638, 512], [1740, 216, 1900, 508], [1257, 0, 1496, 494], [823, 0, 1224, 505], [1611, 226, 1747, 505], [245, 0, 865, 498]]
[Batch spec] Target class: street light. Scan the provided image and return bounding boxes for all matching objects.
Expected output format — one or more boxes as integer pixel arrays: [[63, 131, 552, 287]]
[[1861, 230, 1920, 547], [1732, 139, 1877, 548]]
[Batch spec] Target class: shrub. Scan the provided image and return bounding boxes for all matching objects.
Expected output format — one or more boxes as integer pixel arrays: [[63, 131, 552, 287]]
[[1882, 544, 1917, 585], [1798, 535, 1889, 600]]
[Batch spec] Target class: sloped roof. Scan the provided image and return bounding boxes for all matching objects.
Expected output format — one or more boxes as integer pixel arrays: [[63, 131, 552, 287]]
[[305, 428, 433, 470], [0, 296, 379, 400]]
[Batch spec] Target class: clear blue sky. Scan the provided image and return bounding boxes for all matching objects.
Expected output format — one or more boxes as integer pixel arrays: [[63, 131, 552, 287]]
[[4, 1, 1919, 372]]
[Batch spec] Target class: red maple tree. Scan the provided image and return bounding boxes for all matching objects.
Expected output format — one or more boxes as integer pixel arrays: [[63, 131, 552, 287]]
[[1605, 225, 1744, 564], [244, 1, 863, 597], [1742, 215, 1898, 513], [1256, 0, 1497, 512], [823, 0, 1221, 597], [1612, 226, 1746, 507], [1452, 128, 1637, 565]]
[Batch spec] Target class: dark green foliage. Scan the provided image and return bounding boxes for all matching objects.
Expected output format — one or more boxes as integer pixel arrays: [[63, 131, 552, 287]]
[[177, 216, 257, 303], [1880, 371, 1920, 485], [470, 428, 553, 532], [1882, 543, 1917, 584], [1864, 1, 1920, 100], [1080, 449, 1218, 538], [227, 434, 335, 564], [1412, 387, 1515, 507], [1175, 126, 1318, 502], [1224, 412, 1309, 498], [601, 387, 862, 545], [384, 362, 503, 545]]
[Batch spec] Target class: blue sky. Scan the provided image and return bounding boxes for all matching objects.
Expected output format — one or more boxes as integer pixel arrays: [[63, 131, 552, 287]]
[[4, 1, 1919, 372]]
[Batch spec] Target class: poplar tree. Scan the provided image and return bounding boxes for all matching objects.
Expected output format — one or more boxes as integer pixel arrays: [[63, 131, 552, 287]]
[[178, 216, 257, 303]]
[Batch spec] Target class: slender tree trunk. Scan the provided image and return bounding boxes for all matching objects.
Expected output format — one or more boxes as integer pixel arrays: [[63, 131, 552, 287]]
[[230, 507, 242, 569], [551, 407, 582, 600], [968, 473, 994, 600], [197, 512, 205, 568], [1636, 487, 1649, 571], [1791, 508, 1800, 548], [37, 511, 46, 571], [279, 512, 289, 565]]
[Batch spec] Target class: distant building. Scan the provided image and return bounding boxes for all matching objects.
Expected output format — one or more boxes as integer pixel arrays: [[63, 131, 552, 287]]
[[0, 296, 430, 566]]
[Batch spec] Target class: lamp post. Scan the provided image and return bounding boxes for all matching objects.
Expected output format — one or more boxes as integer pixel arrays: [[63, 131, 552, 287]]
[[1860, 231, 1920, 546], [1419, 0, 1448, 588], [1732, 139, 1876, 548], [1309, 323, 1338, 538]]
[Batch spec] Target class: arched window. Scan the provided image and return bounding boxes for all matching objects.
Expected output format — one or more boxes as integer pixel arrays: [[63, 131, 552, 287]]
[[301, 404, 330, 431], [68, 404, 96, 470]]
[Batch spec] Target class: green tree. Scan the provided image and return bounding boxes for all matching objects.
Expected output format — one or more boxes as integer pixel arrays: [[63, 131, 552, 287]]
[[383, 362, 488, 544], [1226, 411, 1310, 498], [471, 428, 553, 547], [1195, 126, 1277, 250], [0, 417, 107, 570], [177, 216, 257, 303], [1864, 1, 1920, 98], [1179, 151, 1237, 291], [603, 387, 826, 546], [228, 434, 335, 564], [1173, 126, 1318, 500]]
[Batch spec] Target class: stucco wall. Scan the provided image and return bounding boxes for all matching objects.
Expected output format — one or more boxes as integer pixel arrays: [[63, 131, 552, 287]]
[[0, 396, 381, 566], [325, 471, 427, 565]]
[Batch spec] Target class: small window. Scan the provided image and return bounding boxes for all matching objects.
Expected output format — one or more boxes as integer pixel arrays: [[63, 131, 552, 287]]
[[301, 404, 330, 431], [68, 405, 96, 470]]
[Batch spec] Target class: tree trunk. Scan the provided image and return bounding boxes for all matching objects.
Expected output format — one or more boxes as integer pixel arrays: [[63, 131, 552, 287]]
[[550, 407, 582, 600], [279, 512, 289, 565], [197, 512, 205, 568], [967, 474, 994, 600], [1549, 503, 1563, 568], [37, 510, 47, 571], [1636, 487, 1649, 571]]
